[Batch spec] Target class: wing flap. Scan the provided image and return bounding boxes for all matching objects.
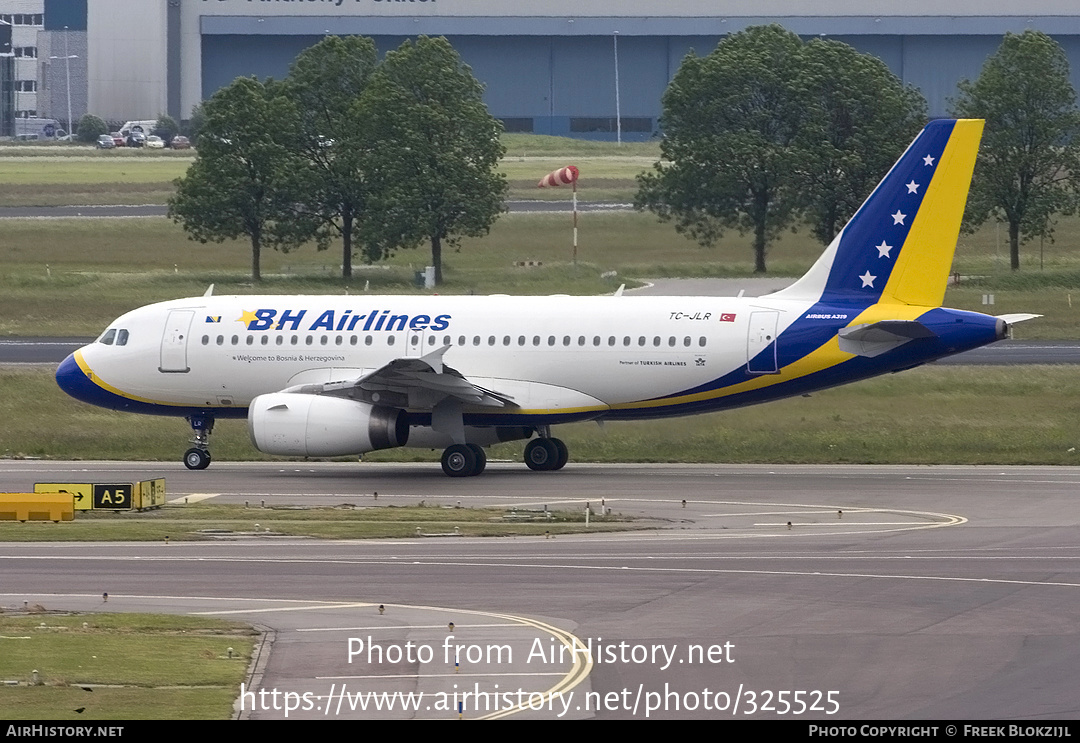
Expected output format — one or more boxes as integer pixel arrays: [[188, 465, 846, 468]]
[[282, 345, 515, 409]]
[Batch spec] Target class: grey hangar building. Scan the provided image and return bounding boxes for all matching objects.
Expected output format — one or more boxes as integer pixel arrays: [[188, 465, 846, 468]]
[[13, 1, 1080, 139]]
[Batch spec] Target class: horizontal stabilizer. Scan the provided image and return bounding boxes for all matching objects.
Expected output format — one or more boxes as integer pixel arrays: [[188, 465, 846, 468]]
[[838, 320, 935, 358], [996, 313, 1042, 325]]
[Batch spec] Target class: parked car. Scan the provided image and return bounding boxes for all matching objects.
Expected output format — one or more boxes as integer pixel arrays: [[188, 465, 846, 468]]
[[96, 134, 116, 149], [145, 135, 166, 149], [110, 132, 125, 147], [126, 132, 146, 147], [170, 135, 192, 150]]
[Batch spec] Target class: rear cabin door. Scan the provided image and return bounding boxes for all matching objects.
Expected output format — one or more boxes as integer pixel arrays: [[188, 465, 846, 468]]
[[746, 311, 779, 374]]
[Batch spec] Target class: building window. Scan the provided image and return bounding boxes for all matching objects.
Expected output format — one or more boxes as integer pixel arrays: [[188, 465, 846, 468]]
[[570, 117, 653, 133], [14, 47, 37, 59], [15, 80, 37, 92], [499, 118, 533, 133], [1, 14, 44, 26]]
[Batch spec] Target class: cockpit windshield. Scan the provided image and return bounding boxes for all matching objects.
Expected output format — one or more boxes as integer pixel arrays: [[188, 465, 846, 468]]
[[97, 328, 129, 346]]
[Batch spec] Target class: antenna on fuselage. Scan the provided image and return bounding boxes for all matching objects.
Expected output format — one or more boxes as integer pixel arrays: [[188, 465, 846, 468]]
[[203, 284, 215, 297]]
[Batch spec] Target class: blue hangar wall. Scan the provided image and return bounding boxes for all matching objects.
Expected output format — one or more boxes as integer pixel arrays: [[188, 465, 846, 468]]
[[199, 19, 1080, 141]]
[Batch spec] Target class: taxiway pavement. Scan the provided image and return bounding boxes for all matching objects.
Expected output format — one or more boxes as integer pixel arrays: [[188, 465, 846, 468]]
[[1, 462, 1079, 719]]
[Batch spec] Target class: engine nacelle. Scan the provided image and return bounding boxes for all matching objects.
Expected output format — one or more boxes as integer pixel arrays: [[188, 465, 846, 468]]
[[248, 393, 408, 457]]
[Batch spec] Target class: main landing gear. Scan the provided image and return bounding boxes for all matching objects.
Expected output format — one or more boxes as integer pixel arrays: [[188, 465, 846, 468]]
[[439, 431, 568, 477], [183, 414, 215, 470], [441, 443, 487, 477], [524, 437, 568, 472]]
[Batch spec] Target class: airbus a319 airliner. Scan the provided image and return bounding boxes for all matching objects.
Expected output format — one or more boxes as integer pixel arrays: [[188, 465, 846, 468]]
[[57, 119, 1035, 477]]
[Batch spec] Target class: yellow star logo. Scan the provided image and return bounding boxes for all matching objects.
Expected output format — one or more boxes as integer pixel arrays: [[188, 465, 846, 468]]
[[237, 310, 259, 327]]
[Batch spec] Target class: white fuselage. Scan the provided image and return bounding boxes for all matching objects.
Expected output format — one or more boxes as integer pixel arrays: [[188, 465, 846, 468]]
[[74, 292, 809, 423]]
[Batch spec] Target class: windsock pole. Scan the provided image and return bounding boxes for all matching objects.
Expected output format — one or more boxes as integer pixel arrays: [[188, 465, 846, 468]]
[[538, 165, 580, 264], [572, 178, 578, 264]]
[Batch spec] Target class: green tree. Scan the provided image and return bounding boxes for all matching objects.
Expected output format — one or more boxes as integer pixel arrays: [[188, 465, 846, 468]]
[[76, 114, 108, 143], [951, 30, 1080, 270], [799, 39, 926, 244], [183, 103, 205, 144], [351, 36, 507, 285], [284, 35, 378, 280], [153, 114, 180, 145], [636, 25, 814, 273], [168, 77, 315, 283]]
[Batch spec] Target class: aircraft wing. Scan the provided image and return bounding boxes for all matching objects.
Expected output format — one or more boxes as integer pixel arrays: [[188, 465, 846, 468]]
[[282, 345, 515, 410]]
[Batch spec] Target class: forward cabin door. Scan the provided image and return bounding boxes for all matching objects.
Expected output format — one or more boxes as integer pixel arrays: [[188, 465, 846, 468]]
[[159, 310, 194, 373]]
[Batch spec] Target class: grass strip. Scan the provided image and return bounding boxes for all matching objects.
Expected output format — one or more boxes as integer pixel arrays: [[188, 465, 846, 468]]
[[2, 365, 1078, 466], [0, 613, 255, 720], [0, 504, 635, 542]]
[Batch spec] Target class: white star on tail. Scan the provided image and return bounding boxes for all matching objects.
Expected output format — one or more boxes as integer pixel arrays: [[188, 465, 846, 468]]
[[923, 154, 935, 166], [876, 241, 893, 258], [892, 210, 906, 225], [860, 271, 877, 288], [906, 180, 920, 194]]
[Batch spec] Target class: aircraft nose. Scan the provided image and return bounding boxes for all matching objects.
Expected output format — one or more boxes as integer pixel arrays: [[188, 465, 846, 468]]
[[56, 350, 97, 405]]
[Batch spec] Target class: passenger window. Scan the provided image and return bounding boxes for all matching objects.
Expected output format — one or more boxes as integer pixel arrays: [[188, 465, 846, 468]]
[[473, 336, 480, 346], [387, 336, 395, 346], [261, 336, 269, 345], [608, 336, 615, 346], [699, 336, 707, 347], [518, 336, 525, 346], [100, 329, 116, 345], [202, 335, 209, 345], [488, 336, 496, 346], [350, 336, 357, 345], [638, 336, 645, 346], [290, 335, 298, 345], [335, 336, 342, 346], [458, 336, 466, 346], [577, 336, 585, 346], [623, 336, 630, 346], [320, 335, 328, 345], [246, 335, 253, 345], [365, 335, 372, 346], [563, 336, 570, 346], [503, 335, 511, 346], [305, 336, 313, 346], [411, 334, 419, 347], [533, 336, 541, 346], [668, 336, 676, 347], [231, 335, 239, 345], [276, 336, 283, 346], [548, 336, 555, 346], [216, 335, 224, 346], [683, 336, 691, 347]]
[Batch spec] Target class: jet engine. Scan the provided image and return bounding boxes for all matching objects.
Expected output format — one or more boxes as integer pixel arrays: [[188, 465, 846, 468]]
[[248, 393, 408, 457]]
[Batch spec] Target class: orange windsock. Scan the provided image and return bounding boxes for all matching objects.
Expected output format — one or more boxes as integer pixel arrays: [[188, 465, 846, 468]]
[[538, 165, 579, 188]]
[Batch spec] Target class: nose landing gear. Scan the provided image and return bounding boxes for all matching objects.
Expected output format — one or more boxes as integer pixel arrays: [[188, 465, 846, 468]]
[[183, 414, 215, 470]]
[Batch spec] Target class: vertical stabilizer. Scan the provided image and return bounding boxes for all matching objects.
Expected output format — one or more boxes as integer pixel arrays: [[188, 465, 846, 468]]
[[771, 119, 983, 307]]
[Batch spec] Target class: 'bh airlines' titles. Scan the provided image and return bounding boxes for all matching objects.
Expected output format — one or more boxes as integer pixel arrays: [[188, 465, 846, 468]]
[[231, 309, 453, 333]]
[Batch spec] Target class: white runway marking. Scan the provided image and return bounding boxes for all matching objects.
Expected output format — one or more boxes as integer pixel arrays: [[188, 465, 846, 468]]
[[168, 492, 220, 504]]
